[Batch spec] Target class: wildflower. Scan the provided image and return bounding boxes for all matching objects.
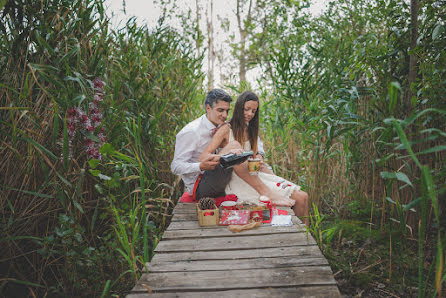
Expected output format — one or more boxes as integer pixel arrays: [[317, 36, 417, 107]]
[[61, 77, 106, 161]]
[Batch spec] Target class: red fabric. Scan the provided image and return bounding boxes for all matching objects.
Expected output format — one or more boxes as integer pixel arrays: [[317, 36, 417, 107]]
[[180, 192, 238, 207], [180, 192, 289, 214], [191, 174, 203, 201], [278, 209, 288, 215]]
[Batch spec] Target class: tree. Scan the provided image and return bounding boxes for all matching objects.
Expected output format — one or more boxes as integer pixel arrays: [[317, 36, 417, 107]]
[[207, 0, 215, 90]]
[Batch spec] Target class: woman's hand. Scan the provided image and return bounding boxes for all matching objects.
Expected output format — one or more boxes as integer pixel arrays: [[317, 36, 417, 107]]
[[257, 155, 274, 174]]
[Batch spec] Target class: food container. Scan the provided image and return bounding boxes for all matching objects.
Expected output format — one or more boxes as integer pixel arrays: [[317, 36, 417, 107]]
[[196, 203, 219, 226], [220, 200, 238, 210], [248, 158, 261, 175]]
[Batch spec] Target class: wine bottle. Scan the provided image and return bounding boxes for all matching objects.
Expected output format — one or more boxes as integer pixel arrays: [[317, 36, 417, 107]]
[[219, 151, 254, 168]]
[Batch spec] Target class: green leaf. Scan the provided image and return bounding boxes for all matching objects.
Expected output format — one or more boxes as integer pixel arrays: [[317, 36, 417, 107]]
[[98, 174, 111, 180], [79, 130, 102, 143], [388, 82, 400, 114], [418, 145, 446, 155], [2, 278, 44, 288], [395, 172, 413, 187], [63, 114, 69, 170], [403, 198, 422, 211], [88, 159, 101, 169], [380, 171, 413, 187], [75, 169, 85, 200], [3, 186, 54, 198], [94, 184, 104, 194], [89, 169, 101, 176], [432, 24, 444, 40], [52, 99, 59, 145], [73, 200, 84, 214], [391, 119, 422, 168], [72, 94, 86, 105], [386, 196, 397, 205], [19, 133, 58, 161], [100, 143, 114, 155]]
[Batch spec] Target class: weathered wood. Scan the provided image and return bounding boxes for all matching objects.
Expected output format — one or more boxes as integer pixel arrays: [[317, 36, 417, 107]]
[[155, 232, 316, 253], [127, 285, 341, 297], [132, 266, 336, 292], [162, 224, 304, 239], [146, 256, 328, 272], [128, 201, 341, 297], [150, 245, 324, 263], [167, 216, 305, 230]]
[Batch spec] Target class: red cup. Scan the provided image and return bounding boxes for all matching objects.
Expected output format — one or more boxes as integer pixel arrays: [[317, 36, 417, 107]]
[[260, 196, 272, 209], [220, 201, 237, 210]]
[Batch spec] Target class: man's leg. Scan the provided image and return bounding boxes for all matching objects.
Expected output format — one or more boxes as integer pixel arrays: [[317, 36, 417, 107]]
[[291, 190, 309, 226], [196, 166, 233, 199]]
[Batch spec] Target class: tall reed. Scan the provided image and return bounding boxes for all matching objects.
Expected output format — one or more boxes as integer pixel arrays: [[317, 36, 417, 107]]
[[0, 0, 204, 296]]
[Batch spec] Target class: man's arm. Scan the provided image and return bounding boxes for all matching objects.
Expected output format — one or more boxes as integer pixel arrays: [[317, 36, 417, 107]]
[[171, 129, 219, 175], [171, 129, 201, 175]]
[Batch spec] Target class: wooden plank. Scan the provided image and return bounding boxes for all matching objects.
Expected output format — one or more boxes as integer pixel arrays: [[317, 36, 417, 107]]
[[150, 245, 324, 263], [146, 256, 328, 272], [128, 285, 341, 297], [162, 224, 304, 240], [155, 233, 316, 253], [167, 217, 305, 231], [128, 201, 341, 298], [132, 266, 337, 292]]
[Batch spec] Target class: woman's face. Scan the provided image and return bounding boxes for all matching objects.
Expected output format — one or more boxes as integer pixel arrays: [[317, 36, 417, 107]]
[[243, 100, 258, 125]]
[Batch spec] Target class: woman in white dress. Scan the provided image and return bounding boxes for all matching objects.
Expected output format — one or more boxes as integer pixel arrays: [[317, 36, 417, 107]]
[[199, 91, 309, 225]]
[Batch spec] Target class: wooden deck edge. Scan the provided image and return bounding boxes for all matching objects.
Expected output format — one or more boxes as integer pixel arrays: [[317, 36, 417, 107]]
[[127, 283, 341, 296]]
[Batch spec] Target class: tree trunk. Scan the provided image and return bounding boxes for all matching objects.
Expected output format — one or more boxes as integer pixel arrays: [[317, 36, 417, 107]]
[[207, 0, 215, 90], [408, 0, 419, 108], [236, 0, 252, 83], [195, 0, 201, 58], [240, 29, 246, 82]]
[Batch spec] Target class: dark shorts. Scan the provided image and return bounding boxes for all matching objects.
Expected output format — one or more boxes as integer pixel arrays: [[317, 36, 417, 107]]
[[195, 165, 233, 199]]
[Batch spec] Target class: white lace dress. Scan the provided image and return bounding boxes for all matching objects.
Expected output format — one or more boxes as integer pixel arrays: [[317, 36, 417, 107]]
[[224, 130, 301, 205]]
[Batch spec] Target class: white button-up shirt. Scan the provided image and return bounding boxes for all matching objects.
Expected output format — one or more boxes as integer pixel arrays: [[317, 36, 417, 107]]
[[171, 114, 265, 193], [171, 115, 216, 193]]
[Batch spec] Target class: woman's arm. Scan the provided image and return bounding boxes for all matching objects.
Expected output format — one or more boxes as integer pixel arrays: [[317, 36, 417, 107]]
[[198, 124, 230, 162]]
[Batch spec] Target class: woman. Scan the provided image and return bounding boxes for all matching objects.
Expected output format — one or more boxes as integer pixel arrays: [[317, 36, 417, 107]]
[[199, 91, 309, 225]]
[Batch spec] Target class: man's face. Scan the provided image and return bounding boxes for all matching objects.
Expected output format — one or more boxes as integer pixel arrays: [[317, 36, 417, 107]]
[[206, 100, 230, 126]]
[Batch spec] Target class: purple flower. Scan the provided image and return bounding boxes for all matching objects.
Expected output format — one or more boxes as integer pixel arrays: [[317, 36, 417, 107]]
[[63, 78, 106, 161]]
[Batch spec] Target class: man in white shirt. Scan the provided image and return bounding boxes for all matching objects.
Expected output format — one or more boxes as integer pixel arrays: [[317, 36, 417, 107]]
[[171, 89, 239, 199]]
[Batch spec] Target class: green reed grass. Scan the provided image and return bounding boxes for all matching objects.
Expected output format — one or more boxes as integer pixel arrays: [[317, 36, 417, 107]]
[[1, 0, 204, 296]]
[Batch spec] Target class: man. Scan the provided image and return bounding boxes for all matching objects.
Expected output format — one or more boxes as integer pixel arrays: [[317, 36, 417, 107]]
[[171, 89, 240, 199]]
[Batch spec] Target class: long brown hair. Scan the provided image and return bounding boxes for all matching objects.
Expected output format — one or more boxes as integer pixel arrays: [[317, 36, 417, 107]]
[[229, 91, 259, 154]]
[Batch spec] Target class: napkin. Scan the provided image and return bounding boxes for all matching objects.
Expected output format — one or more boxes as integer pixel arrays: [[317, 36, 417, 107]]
[[271, 215, 293, 226]]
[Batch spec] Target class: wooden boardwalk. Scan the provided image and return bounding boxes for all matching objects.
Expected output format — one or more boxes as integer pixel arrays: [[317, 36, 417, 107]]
[[128, 202, 341, 297]]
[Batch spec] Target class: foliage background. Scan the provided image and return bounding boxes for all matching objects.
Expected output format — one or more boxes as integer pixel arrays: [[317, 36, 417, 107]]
[[1, 0, 445, 297]]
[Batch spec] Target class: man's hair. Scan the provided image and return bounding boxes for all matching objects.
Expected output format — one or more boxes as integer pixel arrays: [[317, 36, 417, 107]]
[[204, 88, 232, 108]]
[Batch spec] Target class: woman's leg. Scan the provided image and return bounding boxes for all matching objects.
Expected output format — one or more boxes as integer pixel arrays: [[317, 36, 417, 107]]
[[291, 190, 309, 226]]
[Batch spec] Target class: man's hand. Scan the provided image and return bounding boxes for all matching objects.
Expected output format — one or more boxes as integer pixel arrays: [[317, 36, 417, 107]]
[[199, 154, 220, 171]]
